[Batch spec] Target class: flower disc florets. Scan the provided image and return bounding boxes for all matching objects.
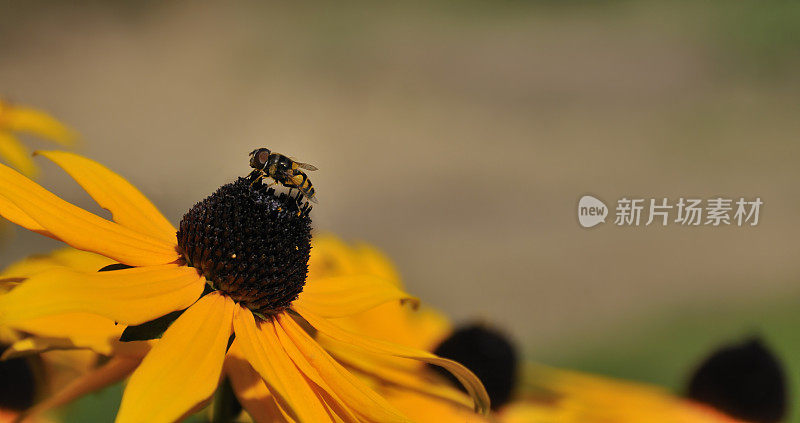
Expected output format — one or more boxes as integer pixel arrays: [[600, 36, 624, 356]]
[[177, 177, 312, 315]]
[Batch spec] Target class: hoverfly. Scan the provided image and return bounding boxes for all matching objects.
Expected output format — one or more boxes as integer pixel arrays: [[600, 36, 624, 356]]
[[248, 148, 318, 203]]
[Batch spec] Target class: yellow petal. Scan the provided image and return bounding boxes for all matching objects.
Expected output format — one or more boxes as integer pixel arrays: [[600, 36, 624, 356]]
[[293, 304, 491, 415], [0, 264, 205, 326], [297, 274, 419, 318], [225, 343, 296, 423], [2, 105, 78, 146], [275, 313, 411, 423], [0, 131, 36, 177], [36, 151, 176, 244], [117, 292, 234, 423], [0, 248, 115, 279], [25, 357, 140, 420], [231, 308, 335, 422], [0, 162, 178, 266]]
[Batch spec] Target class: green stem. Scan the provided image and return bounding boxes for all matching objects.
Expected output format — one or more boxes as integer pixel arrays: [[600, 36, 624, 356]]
[[211, 378, 242, 423]]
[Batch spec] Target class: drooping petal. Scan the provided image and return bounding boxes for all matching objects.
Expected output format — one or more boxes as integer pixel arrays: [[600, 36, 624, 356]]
[[275, 313, 411, 423], [0, 131, 36, 176], [36, 151, 176, 244], [24, 357, 141, 420], [293, 304, 491, 415], [0, 162, 178, 266], [326, 342, 473, 409], [231, 308, 335, 422], [2, 105, 78, 145], [225, 343, 296, 423], [116, 292, 234, 423], [296, 274, 418, 318], [0, 265, 205, 326], [0, 248, 115, 279]]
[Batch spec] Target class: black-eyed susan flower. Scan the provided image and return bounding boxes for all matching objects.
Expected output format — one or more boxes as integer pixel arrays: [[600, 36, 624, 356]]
[[0, 151, 489, 422], [0, 100, 76, 177], [329, 273, 786, 423], [0, 238, 469, 422]]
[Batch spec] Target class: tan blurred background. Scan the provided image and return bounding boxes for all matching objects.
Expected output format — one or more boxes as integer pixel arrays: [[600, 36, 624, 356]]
[[1, 1, 799, 357]]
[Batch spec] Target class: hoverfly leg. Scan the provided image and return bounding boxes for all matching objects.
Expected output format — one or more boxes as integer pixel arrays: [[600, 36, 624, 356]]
[[248, 170, 263, 188], [294, 191, 304, 213]]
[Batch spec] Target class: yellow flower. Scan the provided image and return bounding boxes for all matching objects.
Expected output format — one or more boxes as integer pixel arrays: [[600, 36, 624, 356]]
[[0, 101, 77, 177], [333, 283, 768, 423], [0, 151, 489, 422]]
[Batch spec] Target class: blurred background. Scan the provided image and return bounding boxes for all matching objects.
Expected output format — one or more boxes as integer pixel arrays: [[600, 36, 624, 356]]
[[2, 0, 800, 420]]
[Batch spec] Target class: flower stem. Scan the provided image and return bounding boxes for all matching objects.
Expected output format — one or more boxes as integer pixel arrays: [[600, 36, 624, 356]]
[[211, 378, 242, 423]]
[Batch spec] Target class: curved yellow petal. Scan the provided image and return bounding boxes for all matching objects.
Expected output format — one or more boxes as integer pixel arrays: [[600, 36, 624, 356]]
[[2, 105, 78, 145], [275, 313, 411, 423], [117, 292, 234, 423], [25, 357, 140, 420], [293, 304, 491, 415], [0, 264, 205, 326], [0, 162, 178, 266], [225, 344, 296, 423], [232, 308, 334, 422], [36, 151, 176, 244], [297, 274, 418, 318], [0, 132, 36, 177], [0, 248, 115, 279]]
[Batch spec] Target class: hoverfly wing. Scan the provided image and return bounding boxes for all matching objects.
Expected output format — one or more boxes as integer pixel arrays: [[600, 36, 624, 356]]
[[295, 162, 318, 171]]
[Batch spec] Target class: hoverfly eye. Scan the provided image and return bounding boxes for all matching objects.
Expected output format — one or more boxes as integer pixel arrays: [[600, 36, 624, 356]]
[[257, 150, 270, 165]]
